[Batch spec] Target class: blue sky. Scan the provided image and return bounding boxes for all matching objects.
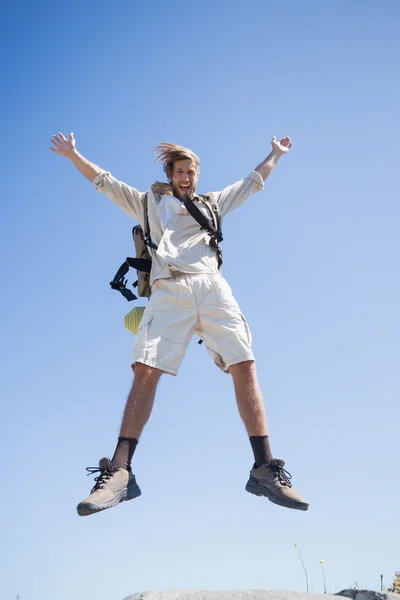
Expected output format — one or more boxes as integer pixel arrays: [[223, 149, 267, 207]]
[[1, 1, 399, 599]]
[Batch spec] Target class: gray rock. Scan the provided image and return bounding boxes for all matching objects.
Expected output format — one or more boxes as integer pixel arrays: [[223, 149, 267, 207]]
[[124, 592, 325, 600], [336, 591, 398, 600], [124, 590, 399, 600]]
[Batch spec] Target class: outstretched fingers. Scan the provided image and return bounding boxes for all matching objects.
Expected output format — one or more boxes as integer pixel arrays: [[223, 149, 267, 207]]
[[48, 131, 75, 155], [49, 135, 61, 152], [51, 134, 61, 146]]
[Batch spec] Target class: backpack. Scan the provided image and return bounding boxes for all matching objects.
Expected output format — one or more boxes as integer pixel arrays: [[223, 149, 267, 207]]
[[110, 191, 223, 302]]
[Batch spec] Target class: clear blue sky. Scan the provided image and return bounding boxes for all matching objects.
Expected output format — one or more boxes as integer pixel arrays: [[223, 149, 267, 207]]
[[1, 1, 399, 599]]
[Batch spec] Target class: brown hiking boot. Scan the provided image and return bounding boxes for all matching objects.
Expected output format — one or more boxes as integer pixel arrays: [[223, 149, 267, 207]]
[[245, 458, 309, 511], [76, 457, 141, 516]]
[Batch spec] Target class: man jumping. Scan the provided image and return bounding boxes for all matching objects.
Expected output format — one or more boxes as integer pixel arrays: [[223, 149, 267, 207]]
[[49, 133, 309, 515]]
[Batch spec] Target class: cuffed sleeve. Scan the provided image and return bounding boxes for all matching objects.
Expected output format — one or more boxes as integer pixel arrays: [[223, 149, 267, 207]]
[[93, 170, 145, 222], [212, 170, 264, 217], [246, 170, 264, 188]]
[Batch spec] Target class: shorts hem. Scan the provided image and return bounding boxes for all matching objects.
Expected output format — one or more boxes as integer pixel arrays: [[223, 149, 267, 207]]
[[131, 358, 178, 377], [220, 353, 255, 373]]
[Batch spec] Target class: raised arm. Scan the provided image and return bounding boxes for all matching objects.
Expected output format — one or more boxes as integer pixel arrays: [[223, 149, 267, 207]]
[[49, 132, 102, 182], [254, 136, 293, 181], [49, 131, 144, 221]]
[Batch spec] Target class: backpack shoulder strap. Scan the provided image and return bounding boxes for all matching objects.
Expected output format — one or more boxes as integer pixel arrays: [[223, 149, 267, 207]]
[[201, 193, 223, 269], [198, 193, 222, 239], [142, 192, 157, 251], [183, 193, 223, 269]]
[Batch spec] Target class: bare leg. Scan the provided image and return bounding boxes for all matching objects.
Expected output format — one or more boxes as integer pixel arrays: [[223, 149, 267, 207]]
[[232, 363, 308, 511], [230, 360, 267, 436], [77, 363, 163, 515], [119, 363, 163, 439]]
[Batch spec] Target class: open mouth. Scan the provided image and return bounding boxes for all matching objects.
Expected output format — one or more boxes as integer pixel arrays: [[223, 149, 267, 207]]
[[180, 185, 191, 196]]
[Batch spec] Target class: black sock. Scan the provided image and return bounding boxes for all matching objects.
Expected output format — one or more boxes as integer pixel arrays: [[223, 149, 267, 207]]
[[111, 437, 138, 471], [250, 435, 273, 467]]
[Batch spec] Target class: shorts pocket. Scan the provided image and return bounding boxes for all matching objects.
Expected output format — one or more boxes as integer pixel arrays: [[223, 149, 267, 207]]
[[148, 278, 179, 313], [239, 313, 252, 346], [211, 277, 239, 310], [132, 313, 155, 356], [136, 312, 154, 334]]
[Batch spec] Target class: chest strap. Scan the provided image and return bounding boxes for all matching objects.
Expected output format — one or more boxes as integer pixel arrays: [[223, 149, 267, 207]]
[[183, 193, 223, 268]]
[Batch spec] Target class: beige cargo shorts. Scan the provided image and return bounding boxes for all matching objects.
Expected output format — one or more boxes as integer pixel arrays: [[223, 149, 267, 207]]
[[131, 272, 253, 376]]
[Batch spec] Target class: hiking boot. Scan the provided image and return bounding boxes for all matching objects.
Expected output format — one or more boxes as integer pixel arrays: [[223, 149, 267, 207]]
[[76, 457, 141, 516], [245, 458, 309, 511]]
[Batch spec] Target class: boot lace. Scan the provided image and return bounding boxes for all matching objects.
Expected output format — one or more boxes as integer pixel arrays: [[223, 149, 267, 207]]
[[268, 459, 293, 487], [86, 465, 118, 493]]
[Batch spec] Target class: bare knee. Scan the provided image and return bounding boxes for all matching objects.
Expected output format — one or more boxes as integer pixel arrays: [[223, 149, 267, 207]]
[[131, 362, 163, 387], [230, 359, 256, 380]]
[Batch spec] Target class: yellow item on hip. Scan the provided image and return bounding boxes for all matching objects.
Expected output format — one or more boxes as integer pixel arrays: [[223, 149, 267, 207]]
[[124, 306, 146, 335]]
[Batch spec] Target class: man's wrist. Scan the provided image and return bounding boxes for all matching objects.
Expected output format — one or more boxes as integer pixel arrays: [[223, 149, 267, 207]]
[[269, 148, 282, 161], [66, 148, 79, 160]]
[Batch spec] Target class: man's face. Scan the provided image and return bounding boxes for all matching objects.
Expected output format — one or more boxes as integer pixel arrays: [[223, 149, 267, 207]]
[[170, 159, 199, 200]]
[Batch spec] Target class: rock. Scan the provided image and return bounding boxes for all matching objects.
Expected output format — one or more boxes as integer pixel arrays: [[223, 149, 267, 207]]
[[124, 592, 325, 600], [123, 590, 399, 600], [336, 590, 398, 600]]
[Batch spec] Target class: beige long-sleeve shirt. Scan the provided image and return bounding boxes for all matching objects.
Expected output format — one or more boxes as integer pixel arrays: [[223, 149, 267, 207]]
[[93, 170, 264, 284]]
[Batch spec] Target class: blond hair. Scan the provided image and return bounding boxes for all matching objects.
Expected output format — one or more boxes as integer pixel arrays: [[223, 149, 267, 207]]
[[152, 142, 200, 181]]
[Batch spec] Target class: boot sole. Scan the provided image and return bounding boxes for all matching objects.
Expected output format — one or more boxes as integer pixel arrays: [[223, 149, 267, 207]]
[[245, 478, 309, 511], [77, 482, 142, 517]]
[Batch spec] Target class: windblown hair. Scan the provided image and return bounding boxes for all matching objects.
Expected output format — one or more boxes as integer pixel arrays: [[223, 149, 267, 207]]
[[152, 142, 200, 181]]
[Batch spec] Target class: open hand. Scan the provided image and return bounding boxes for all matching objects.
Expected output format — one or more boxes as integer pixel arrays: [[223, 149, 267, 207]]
[[271, 136, 293, 156], [49, 132, 76, 156]]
